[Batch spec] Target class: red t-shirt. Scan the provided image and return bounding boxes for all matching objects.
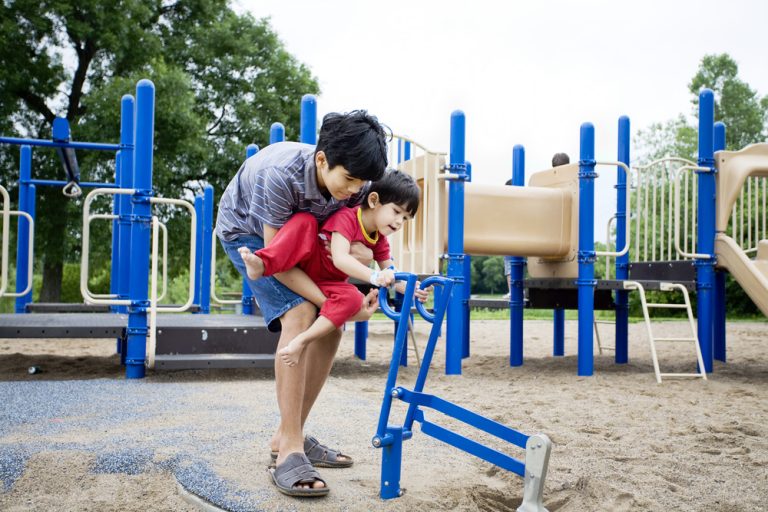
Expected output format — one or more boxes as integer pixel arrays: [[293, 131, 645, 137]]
[[321, 206, 391, 263]]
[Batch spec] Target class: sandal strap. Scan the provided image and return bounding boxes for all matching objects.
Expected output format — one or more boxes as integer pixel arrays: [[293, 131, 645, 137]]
[[304, 435, 347, 463], [275, 453, 325, 487]]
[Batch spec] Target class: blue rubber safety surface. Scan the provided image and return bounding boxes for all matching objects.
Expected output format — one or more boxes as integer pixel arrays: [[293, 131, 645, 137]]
[[0, 368, 453, 512]]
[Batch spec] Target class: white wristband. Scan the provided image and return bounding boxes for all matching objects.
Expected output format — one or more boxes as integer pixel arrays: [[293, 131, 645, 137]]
[[369, 270, 380, 286]]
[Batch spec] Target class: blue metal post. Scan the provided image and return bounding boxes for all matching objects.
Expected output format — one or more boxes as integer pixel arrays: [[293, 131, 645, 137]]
[[553, 309, 565, 356], [462, 161, 472, 359], [193, 195, 203, 309], [270, 122, 285, 144], [380, 425, 404, 499], [577, 123, 596, 376], [354, 320, 368, 360], [300, 95, 317, 144], [713, 121, 727, 362], [125, 80, 155, 379], [117, 95, 135, 315], [14, 146, 33, 313], [510, 146, 526, 365], [404, 141, 411, 161], [241, 144, 259, 315], [697, 90, 716, 373], [200, 185, 214, 314], [446, 111, 467, 375], [109, 154, 122, 313], [615, 116, 631, 364]]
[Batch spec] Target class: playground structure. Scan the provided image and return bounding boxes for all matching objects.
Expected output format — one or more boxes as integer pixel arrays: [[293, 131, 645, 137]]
[[385, 89, 767, 381], [372, 272, 551, 511], [0, 79, 287, 376]]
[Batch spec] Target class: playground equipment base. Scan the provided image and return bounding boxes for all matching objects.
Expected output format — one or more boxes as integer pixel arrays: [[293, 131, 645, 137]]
[[0, 312, 279, 370]]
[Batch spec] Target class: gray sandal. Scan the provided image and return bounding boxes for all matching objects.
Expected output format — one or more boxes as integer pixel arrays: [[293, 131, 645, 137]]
[[268, 452, 329, 497], [270, 435, 354, 468]]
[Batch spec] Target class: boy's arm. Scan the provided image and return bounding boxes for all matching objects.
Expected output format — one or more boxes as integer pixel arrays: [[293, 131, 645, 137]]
[[377, 258, 430, 303], [330, 232, 394, 286], [263, 224, 326, 308]]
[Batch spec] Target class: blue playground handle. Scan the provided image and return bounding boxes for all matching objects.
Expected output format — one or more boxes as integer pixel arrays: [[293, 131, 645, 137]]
[[377, 272, 417, 320]]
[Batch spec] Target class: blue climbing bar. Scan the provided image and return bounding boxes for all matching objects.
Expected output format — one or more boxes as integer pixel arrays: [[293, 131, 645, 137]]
[[577, 123, 596, 376], [270, 122, 285, 144], [200, 185, 214, 314]]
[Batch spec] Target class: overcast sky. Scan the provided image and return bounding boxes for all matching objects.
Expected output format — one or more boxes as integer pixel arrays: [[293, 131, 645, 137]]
[[236, 0, 768, 239]]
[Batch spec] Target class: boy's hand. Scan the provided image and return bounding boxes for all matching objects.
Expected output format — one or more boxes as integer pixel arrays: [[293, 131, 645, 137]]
[[350, 288, 379, 321], [393, 280, 432, 303]]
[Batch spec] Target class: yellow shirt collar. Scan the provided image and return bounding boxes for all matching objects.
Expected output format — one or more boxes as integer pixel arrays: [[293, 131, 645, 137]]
[[357, 207, 379, 244]]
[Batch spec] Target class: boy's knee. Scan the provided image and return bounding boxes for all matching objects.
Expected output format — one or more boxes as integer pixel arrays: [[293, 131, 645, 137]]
[[290, 212, 318, 232], [282, 301, 317, 330]]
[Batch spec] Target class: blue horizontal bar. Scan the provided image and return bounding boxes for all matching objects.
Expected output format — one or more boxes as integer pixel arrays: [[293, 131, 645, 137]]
[[0, 136, 123, 152], [399, 388, 529, 449], [26, 179, 116, 188], [417, 411, 526, 477]]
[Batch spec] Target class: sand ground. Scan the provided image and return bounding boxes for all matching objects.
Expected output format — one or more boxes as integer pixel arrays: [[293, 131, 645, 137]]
[[0, 319, 767, 511]]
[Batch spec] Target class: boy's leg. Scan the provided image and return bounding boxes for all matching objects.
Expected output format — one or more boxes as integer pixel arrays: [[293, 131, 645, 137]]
[[239, 213, 319, 279], [277, 315, 337, 367]]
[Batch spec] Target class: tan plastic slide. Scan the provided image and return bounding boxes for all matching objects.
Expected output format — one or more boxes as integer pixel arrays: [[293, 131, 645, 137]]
[[715, 235, 768, 316], [714, 143, 768, 317]]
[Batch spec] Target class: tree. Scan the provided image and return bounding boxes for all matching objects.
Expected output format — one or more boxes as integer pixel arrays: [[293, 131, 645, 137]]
[[632, 53, 767, 316], [0, 0, 319, 300]]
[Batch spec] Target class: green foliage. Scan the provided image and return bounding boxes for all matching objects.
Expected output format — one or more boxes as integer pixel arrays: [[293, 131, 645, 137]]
[[468, 255, 507, 295], [0, 0, 320, 300]]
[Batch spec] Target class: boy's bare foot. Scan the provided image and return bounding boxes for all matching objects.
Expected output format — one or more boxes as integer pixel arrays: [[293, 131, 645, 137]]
[[277, 338, 307, 367], [237, 247, 265, 280]]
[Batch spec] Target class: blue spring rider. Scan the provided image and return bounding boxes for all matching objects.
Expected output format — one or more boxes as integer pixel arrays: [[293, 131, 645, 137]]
[[373, 273, 552, 512]]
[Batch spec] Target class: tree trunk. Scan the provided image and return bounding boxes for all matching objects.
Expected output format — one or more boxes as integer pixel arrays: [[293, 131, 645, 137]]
[[39, 259, 63, 302]]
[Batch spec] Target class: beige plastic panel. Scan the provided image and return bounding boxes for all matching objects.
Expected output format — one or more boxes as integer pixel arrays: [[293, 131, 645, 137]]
[[389, 153, 446, 275], [390, 156, 580, 279], [715, 143, 768, 232], [459, 183, 573, 257], [715, 233, 768, 317], [526, 163, 580, 278]]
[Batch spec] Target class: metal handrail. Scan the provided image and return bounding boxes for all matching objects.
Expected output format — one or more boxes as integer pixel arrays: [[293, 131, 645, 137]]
[[0, 185, 9, 297], [210, 227, 241, 305], [147, 216, 160, 369], [594, 160, 632, 258], [81, 188, 134, 305], [674, 165, 713, 259], [1, 211, 35, 298], [149, 196, 196, 313], [391, 134, 446, 156]]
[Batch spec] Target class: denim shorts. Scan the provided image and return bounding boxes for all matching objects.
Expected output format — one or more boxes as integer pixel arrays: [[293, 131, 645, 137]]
[[219, 234, 306, 332], [504, 256, 514, 276]]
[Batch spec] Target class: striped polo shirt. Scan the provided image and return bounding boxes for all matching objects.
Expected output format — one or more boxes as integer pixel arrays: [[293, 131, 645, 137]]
[[216, 141, 370, 241]]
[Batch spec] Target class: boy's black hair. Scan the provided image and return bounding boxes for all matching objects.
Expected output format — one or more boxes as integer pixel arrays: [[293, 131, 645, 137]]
[[367, 169, 420, 216], [316, 110, 388, 181], [552, 152, 570, 167]]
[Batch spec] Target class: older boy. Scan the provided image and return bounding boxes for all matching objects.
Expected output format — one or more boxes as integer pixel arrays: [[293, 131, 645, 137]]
[[216, 110, 388, 497]]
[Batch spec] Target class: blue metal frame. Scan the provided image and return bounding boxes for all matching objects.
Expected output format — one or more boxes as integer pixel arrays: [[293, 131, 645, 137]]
[[124, 80, 155, 379], [445, 110, 467, 375], [615, 115, 631, 363], [713, 121, 727, 362], [117, 95, 135, 315], [14, 146, 34, 312], [510, 145, 526, 366], [577, 123, 596, 376], [696, 90, 716, 373], [193, 196, 204, 309], [300, 95, 317, 144], [199, 185, 214, 314], [373, 273, 536, 500], [269, 122, 285, 144]]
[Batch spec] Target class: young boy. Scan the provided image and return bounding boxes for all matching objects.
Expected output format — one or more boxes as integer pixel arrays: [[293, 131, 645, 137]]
[[238, 169, 427, 367], [217, 110, 388, 496]]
